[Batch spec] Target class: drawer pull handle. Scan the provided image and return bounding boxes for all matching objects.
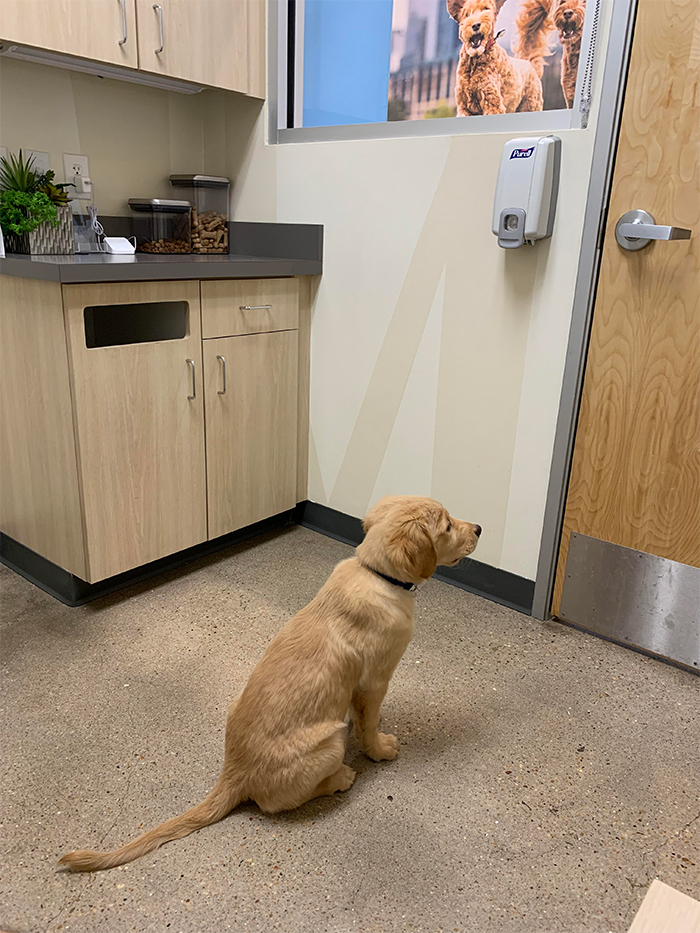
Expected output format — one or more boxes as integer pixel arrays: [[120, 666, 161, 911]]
[[217, 355, 227, 395], [186, 358, 196, 400], [118, 0, 128, 45], [153, 3, 164, 54], [239, 304, 273, 311]]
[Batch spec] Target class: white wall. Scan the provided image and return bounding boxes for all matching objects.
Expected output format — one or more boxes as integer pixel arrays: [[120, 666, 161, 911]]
[[229, 2, 613, 582], [0, 57, 265, 216]]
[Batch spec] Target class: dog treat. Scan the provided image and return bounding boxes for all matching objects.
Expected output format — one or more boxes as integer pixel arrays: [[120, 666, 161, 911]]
[[191, 208, 229, 254], [138, 238, 190, 254]]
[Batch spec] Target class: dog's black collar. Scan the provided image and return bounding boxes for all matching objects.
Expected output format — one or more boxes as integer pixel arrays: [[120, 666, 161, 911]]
[[360, 563, 417, 593]]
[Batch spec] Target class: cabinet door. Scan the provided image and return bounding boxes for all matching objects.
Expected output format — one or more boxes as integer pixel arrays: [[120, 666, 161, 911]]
[[63, 281, 206, 582], [0, 0, 138, 68], [136, 0, 248, 93], [203, 331, 298, 539]]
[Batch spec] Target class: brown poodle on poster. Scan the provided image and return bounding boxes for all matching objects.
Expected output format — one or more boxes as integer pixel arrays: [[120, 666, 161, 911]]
[[388, 0, 588, 121]]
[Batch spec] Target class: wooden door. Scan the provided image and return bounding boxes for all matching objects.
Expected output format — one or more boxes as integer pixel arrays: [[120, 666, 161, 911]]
[[0, 0, 139, 68], [203, 330, 298, 539], [63, 281, 206, 582], [136, 0, 249, 93], [553, 0, 699, 614]]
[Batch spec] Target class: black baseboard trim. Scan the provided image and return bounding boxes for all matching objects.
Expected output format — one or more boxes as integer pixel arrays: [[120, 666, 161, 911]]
[[297, 501, 534, 615], [1, 501, 535, 614], [0, 508, 301, 607]]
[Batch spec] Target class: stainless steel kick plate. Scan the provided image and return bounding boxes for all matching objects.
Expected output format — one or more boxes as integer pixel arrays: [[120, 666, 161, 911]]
[[560, 533, 700, 671]]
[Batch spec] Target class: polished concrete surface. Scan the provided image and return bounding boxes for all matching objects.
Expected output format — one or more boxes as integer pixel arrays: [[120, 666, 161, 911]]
[[1, 526, 698, 933]]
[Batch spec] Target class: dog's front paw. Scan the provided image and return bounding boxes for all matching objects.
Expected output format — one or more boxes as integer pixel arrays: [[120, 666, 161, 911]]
[[366, 732, 400, 761]]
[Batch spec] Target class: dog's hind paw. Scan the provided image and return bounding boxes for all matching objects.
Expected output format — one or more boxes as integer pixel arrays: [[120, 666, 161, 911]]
[[333, 764, 357, 793]]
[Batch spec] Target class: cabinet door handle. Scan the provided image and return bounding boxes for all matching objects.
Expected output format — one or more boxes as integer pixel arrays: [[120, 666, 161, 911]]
[[153, 3, 164, 54], [239, 304, 272, 311], [186, 358, 196, 399], [118, 0, 128, 45], [216, 355, 227, 395]]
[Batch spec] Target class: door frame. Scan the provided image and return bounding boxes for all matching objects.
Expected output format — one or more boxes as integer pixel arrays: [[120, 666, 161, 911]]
[[531, 0, 639, 621]]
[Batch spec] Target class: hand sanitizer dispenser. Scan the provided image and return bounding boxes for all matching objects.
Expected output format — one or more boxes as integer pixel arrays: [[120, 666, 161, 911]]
[[492, 136, 561, 249]]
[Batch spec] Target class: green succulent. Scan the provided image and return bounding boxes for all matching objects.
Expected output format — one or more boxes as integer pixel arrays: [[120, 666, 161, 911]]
[[36, 170, 74, 205], [0, 149, 39, 192], [0, 153, 73, 203], [0, 151, 71, 236]]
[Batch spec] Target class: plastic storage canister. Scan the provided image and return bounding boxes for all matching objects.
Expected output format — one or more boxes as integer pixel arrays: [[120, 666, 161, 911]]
[[169, 175, 229, 254], [128, 199, 191, 254]]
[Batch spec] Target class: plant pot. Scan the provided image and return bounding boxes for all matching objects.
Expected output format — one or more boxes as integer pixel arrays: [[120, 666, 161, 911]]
[[3, 204, 75, 255]]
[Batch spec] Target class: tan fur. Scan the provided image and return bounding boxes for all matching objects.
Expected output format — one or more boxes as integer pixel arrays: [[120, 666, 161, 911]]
[[58, 496, 481, 872], [513, 0, 555, 78], [553, 0, 585, 107], [447, 0, 550, 115]]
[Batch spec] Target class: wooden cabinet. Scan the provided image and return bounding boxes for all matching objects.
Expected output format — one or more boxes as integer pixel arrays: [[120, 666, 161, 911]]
[[0, 277, 87, 579], [203, 331, 298, 539], [136, 0, 247, 94], [63, 281, 207, 582], [1, 0, 265, 97], [201, 278, 300, 338], [0, 0, 139, 69], [0, 274, 304, 585]]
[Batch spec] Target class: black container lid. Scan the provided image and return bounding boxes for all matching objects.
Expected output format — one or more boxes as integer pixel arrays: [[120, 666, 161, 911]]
[[170, 174, 230, 189], [128, 198, 192, 213]]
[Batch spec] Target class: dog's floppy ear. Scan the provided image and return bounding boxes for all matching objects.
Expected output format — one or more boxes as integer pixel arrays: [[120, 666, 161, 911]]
[[387, 519, 438, 581], [363, 496, 403, 533], [446, 0, 466, 22]]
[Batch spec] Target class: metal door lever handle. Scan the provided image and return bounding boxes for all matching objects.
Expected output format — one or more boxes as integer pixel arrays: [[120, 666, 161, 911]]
[[616, 210, 692, 251], [617, 223, 691, 240]]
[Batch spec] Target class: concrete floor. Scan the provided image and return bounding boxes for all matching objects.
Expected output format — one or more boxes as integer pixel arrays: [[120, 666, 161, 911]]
[[1, 526, 698, 933]]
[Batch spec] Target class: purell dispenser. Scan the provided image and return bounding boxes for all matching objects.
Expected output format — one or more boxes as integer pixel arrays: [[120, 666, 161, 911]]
[[492, 136, 562, 248]]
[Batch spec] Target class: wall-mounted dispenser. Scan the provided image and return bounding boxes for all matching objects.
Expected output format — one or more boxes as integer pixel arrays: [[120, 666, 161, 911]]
[[492, 136, 561, 249]]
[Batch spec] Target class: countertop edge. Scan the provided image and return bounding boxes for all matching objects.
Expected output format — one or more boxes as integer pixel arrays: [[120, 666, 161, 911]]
[[0, 256, 322, 284]]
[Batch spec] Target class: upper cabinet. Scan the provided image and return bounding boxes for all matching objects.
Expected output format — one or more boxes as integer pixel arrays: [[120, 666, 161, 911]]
[[0, 0, 139, 69], [136, 0, 246, 94], [0, 0, 266, 97]]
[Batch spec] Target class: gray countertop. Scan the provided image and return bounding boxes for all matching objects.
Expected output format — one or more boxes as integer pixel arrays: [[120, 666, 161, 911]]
[[0, 251, 322, 284], [0, 221, 323, 283]]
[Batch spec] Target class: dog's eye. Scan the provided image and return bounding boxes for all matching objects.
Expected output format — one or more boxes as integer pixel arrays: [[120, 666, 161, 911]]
[[446, 522, 452, 533]]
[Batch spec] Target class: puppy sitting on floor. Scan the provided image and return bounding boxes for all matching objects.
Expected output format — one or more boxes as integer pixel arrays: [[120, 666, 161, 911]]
[[59, 495, 481, 872]]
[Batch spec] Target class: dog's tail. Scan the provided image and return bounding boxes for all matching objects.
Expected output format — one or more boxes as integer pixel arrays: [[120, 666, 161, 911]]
[[57, 773, 243, 873], [513, 0, 554, 77]]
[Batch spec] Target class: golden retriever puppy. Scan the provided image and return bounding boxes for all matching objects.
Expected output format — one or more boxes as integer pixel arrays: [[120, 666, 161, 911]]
[[58, 496, 481, 872]]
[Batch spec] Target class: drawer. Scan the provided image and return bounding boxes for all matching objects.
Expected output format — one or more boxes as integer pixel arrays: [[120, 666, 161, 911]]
[[201, 278, 299, 338]]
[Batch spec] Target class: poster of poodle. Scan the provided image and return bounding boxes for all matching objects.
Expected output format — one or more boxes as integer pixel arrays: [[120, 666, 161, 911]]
[[388, 0, 586, 120]]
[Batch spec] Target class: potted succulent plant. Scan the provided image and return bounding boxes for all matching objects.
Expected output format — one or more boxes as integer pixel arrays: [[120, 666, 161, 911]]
[[0, 150, 75, 255]]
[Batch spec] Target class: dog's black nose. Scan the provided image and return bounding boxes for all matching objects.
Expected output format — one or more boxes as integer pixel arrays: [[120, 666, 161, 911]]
[[563, 9, 573, 17], [472, 21, 481, 31], [475, 525, 482, 537]]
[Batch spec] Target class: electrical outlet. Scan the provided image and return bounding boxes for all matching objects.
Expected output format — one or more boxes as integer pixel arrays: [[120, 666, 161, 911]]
[[27, 150, 50, 175], [63, 153, 92, 199]]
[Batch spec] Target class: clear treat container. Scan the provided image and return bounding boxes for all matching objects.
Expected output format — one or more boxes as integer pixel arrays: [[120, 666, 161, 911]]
[[128, 199, 191, 254], [170, 175, 229, 254]]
